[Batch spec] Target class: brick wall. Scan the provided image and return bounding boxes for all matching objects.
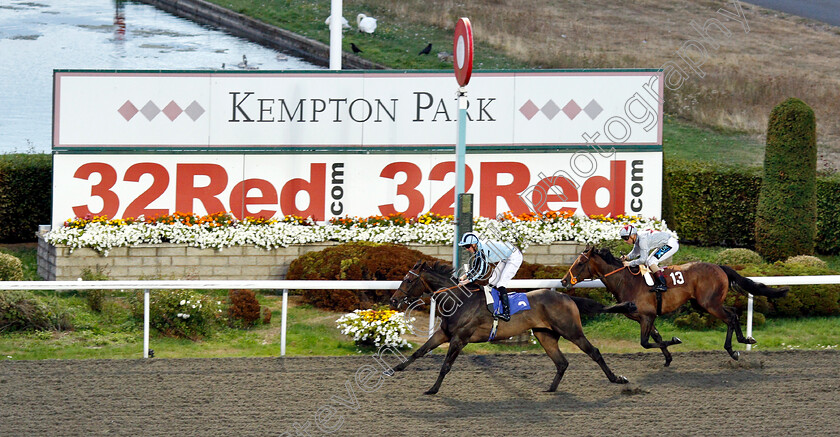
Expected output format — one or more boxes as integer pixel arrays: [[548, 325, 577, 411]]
[[37, 237, 584, 281]]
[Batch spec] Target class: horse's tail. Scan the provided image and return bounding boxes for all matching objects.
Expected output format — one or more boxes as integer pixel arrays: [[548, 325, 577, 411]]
[[719, 264, 789, 298], [570, 295, 637, 315]]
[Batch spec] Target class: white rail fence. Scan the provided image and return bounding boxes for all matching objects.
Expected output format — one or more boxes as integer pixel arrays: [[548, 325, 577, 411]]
[[2, 275, 839, 357]]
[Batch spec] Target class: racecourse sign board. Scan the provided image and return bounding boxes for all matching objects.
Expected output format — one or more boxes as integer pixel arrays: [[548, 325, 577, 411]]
[[51, 70, 664, 227]]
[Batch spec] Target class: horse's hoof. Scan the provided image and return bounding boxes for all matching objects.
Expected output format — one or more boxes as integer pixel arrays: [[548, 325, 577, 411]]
[[730, 351, 740, 360], [671, 336, 682, 345], [424, 389, 438, 395], [746, 336, 757, 345], [664, 358, 672, 367], [614, 375, 629, 384], [544, 388, 557, 393]]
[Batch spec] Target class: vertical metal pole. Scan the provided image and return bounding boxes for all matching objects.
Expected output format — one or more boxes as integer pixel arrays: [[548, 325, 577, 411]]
[[453, 87, 468, 269], [143, 289, 150, 358], [428, 298, 436, 339], [329, 0, 342, 70], [281, 288, 289, 356], [746, 293, 753, 351]]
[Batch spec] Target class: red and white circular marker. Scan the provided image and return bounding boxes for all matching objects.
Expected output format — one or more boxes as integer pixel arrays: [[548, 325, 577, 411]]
[[453, 18, 473, 87]]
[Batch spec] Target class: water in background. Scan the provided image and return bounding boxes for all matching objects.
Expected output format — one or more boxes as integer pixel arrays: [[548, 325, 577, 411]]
[[0, 0, 321, 154]]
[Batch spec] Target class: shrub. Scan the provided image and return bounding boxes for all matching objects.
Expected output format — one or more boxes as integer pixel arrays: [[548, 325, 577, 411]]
[[0, 153, 51, 243], [715, 248, 763, 266], [0, 290, 72, 332], [261, 306, 272, 324], [0, 252, 24, 281], [287, 242, 442, 311], [665, 160, 761, 247], [666, 161, 840, 254], [80, 266, 110, 312], [737, 263, 840, 317], [130, 289, 223, 340], [785, 255, 827, 268], [756, 98, 817, 261], [816, 176, 840, 254], [228, 289, 261, 328]]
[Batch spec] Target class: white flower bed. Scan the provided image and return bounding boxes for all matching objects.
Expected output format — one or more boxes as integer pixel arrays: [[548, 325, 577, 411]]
[[44, 214, 674, 255]]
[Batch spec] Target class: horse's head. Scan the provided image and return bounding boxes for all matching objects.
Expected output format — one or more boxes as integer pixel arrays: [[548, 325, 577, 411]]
[[390, 260, 433, 310], [560, 246, 596, 289]]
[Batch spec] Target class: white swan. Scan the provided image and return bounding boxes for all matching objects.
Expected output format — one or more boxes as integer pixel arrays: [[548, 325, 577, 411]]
[[356, 13, 377, 34], [324, 15, 350, 29]]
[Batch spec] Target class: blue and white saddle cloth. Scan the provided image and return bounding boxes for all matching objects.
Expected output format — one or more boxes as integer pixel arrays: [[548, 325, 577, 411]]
[[490, 288, 531, 317], [487, 288, 530, 341]]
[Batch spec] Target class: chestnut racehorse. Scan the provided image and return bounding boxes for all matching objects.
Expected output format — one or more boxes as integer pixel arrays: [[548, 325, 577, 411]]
[[561, 247, 789, 365], [390, 260, 635, 395]]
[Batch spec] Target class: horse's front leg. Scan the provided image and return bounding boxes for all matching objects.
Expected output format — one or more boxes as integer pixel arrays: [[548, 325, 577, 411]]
[[425, 337, 466, 395], [639, 316, 681, 367], [650, 325, 680, 367], [394, 329, 449, 372], [628, 313, 679, 367]]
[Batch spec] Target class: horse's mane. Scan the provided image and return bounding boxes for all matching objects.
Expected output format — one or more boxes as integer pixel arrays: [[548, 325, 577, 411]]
[[424, 260, 455, 278], [594, 248, 623, 267]]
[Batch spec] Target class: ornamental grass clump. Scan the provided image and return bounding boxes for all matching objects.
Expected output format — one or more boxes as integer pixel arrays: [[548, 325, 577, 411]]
[[715, 248, 764, 266], [336, 307, 415, 349], [130, 289, 223, 340], [0, 252, 24, 281]]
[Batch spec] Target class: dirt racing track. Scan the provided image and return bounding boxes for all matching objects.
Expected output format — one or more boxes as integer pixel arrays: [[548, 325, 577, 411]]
[[1, 350, 839, 436]]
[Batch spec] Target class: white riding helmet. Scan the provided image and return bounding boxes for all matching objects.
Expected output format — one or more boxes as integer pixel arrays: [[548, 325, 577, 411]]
[[619, 224, 637, 240], [458, 232, 480, 247]]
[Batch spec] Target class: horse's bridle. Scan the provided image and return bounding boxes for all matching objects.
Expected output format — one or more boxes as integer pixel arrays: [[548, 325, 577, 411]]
[[567, 251, 590, 285], [568, 250, 639, 285], [393, 264, 465, 308]]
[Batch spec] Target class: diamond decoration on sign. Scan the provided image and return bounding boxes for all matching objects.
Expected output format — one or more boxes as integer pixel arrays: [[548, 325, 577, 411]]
[[162, 101, 182, 121], [184, 101, 205, 121], [583, 99, 603, 119], [118, 100, 138, 121], [519, 100, 539, 120], [562, 100, 581, 120], [541, 100, 560, 120], [141, 101, 160, 121]]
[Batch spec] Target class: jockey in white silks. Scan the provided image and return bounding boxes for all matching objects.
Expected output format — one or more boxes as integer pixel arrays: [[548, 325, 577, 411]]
[[619, 224, 680, 293], [457, 232, 523, 321]]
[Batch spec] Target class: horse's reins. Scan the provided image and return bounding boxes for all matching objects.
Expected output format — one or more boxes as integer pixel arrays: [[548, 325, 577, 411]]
[[401, 268, 462, 301], [568, 251, 640, 285]]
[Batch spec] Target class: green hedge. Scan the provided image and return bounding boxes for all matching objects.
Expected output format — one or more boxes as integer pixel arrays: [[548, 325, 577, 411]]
[[666, 160, 840, 254], [665, 160, 761, 247], [816, 176, 840, 254], [0, 154, 52, 243]]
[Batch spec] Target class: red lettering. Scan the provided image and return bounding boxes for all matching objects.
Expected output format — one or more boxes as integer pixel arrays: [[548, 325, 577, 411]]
[[429, 161, 474, 216], [175, 164, 228, 214], [280, 163, 326, 220], [479, 162, 530, 217], [123, 163, 169, 219], [72, 163, 119, 218], [533, 176, 578, 214], [230, 179, 278, 220], [580, 160, 626, 216], [378, 162, 424, 217]]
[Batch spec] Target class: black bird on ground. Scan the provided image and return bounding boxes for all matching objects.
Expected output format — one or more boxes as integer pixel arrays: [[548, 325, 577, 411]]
[[350, 43, 362, 53], [419, 43, 432, 55]]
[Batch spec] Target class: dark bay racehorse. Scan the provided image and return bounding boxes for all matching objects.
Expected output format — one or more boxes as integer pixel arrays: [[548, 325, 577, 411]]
[[389, 260, 635, 395], [561, 247, 789, 366]]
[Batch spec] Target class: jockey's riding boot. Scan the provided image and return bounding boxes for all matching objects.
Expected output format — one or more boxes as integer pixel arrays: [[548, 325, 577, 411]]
[[652, 271, 668, 293], [497, 287, 511, 322]]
